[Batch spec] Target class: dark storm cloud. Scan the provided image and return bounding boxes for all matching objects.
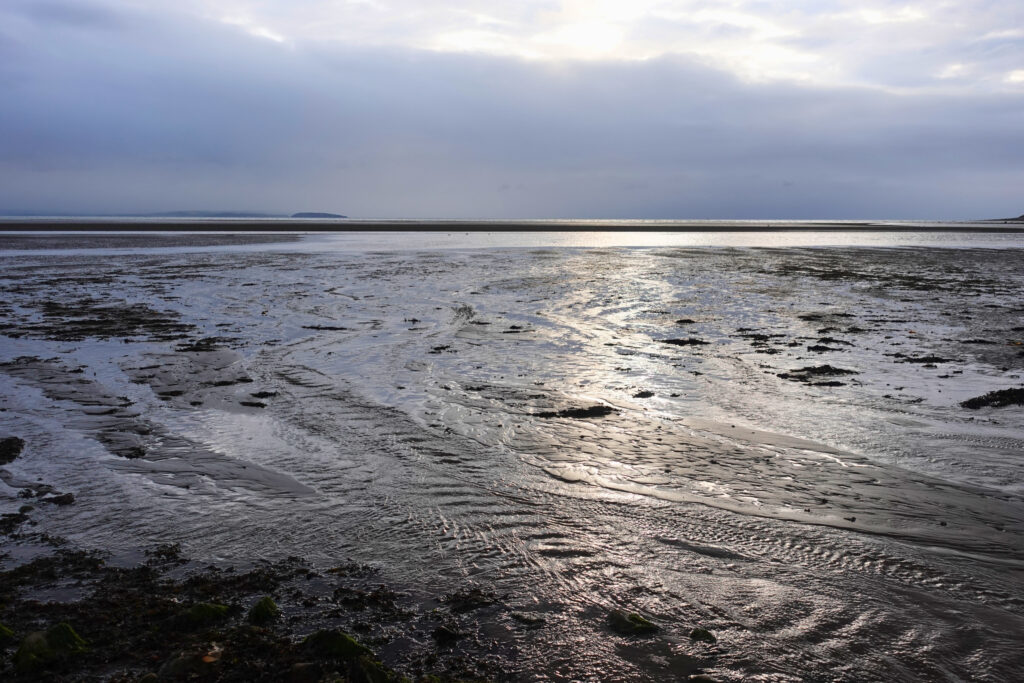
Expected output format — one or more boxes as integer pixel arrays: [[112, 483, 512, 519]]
[[0, 1, 1022, 218]]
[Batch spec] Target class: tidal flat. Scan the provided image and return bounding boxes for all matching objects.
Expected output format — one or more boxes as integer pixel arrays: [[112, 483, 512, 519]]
[[1, 233, 1023, 681]]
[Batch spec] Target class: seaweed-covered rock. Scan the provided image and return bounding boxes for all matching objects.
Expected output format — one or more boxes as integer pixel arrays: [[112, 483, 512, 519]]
[[303, 629, 371, 660], [961, 388, 1024, 409], [510, 612, 546, 628], [13, 622, 87, 672], [690, 627, 717, 643], [659, 338, 709, 347], [303, 631, 405, 681], [0, 511, 30, 535], [0, 436, 25, 465], [185, 602, 230, 625], [247, 596, 281, 624], [157, 650, 214, 679], [536, 405, 616, 419], [608, 610, 659, 636], [431, 624, 461, 645], [778, 365, 858, 383], [41, 492, 75, 506], [0, 621, 14, 643], [440, 587, 496, 613]]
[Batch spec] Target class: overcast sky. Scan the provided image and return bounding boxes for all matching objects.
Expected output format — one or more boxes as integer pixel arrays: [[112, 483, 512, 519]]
[[1, 0, 1022, 219]]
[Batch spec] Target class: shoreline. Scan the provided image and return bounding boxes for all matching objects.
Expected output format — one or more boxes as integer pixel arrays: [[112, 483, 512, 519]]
[[2, 218, 1024, 233]]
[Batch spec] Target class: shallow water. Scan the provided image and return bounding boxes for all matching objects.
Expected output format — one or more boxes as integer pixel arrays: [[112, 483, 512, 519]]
[[1, 233, 1023, 680]]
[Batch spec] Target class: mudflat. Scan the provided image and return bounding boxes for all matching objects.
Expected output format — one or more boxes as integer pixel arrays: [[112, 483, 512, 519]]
[[2, 234, 1023, 681]]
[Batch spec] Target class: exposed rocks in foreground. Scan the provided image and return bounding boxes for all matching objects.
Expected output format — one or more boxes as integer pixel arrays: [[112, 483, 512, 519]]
[[0, 542, 509, 682]]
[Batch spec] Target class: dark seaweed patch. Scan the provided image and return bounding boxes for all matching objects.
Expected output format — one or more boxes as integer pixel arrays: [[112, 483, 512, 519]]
[[659, 338, 709, 346], [536, 405, 616, 419], [892, 354, 954, 364], [778, 365, 858, 383], [960, 388, 1024, 409]]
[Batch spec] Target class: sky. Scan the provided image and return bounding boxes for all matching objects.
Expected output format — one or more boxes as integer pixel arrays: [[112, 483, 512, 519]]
[[1, 0, 1022, 219]]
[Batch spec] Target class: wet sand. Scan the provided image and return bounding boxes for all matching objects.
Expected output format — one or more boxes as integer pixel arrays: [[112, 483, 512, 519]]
[[2, 235, 1023, 681]]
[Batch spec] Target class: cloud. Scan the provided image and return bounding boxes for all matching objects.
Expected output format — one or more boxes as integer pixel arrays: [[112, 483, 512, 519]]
[[0, 0, 1021, 218], [146, 0, 1024, 92]]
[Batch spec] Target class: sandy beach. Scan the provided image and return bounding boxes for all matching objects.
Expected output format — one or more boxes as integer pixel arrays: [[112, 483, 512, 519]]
[[2, 232, 1023, 681]]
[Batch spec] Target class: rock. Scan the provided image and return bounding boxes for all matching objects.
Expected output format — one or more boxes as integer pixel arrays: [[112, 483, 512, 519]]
[[42, 492, 75, 506], [0, 511, 30, 534], [690, 627, 717, 643], [186, 602, 230, 625], [440, 587, 496, 613], [288, 662, 323, 683], [659, 338, 709, 346], [633, 390, 655, 398], [353, 654, 401, 683], [46, 622, 87, 651], [13, 622, 88, 672], [14, 631, 53, 672], [960, 387, 1024, 409], [608, 610, 659, 636], [536, 405, 616, 419], [137, 673, 159, 683], [777, 365, 858, 383], [157, 651, 209, 679], [303, 629, 371, 660], [431, 624, 461, 645], [0, 436, 25, 465], [0, 621, 14, 643], [510, 612, 546, 628], [248, 596, 281, 624]]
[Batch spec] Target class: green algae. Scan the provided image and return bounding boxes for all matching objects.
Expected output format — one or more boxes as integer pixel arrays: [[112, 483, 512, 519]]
[[247, 595, 281, 624], [304, 628, 372, 660], [690, 627, 717, 643], [13, 622, 87, 672], [608, 610, 659, 636]]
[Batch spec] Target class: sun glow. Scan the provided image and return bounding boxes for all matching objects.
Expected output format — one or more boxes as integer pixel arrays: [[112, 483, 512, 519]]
[[534, 21, 625, 59], [187, 1, 1017, 91]]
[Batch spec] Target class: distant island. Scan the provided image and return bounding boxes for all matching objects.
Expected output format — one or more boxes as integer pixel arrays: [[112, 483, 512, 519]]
[[144, 211, 348, 219]]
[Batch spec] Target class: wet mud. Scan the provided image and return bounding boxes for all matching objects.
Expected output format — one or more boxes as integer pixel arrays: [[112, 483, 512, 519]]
[[2, 239, 1023, 681]]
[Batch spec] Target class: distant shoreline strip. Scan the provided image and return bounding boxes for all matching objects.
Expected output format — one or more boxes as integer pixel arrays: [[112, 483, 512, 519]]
[[2, 219, 1024, 233]]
